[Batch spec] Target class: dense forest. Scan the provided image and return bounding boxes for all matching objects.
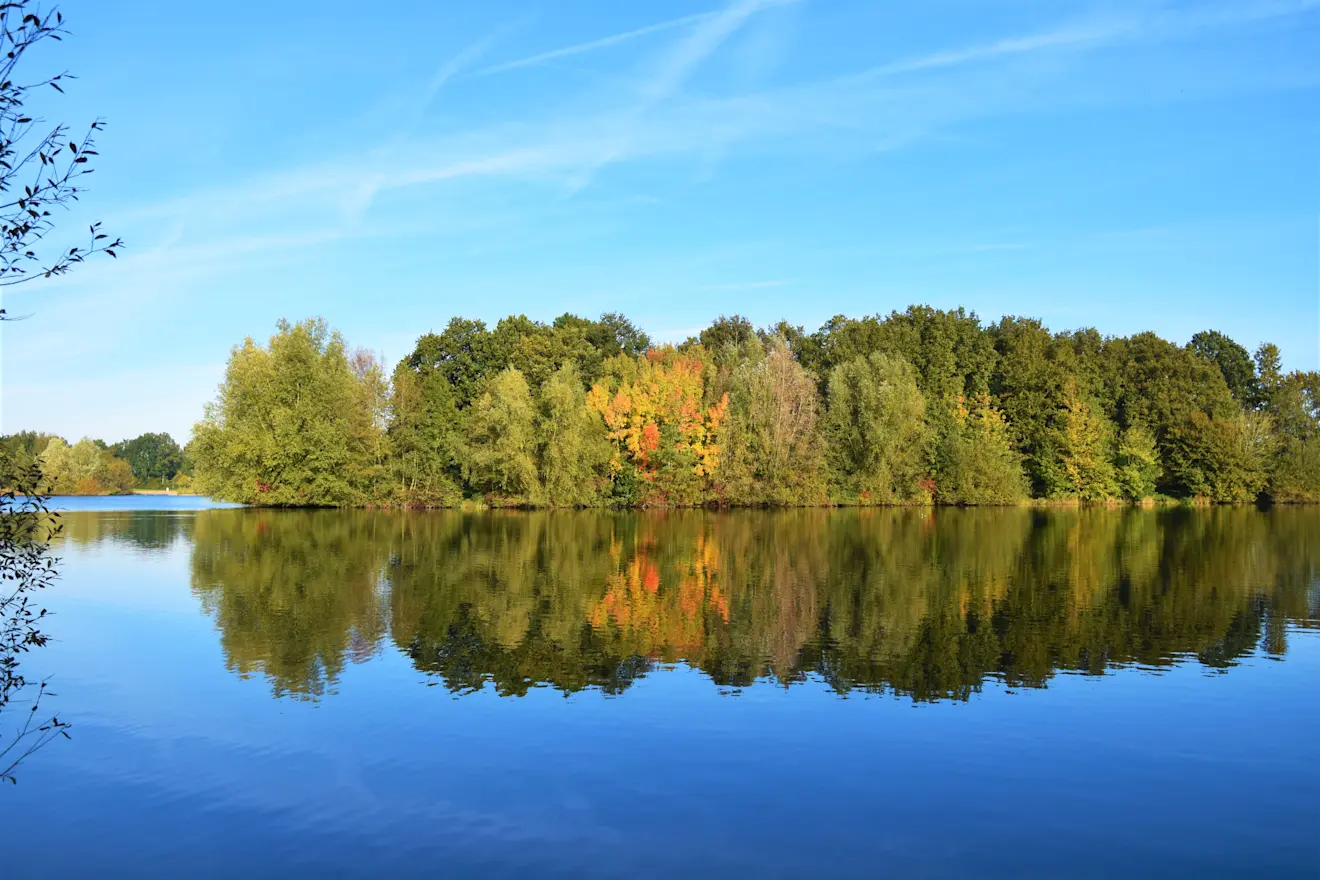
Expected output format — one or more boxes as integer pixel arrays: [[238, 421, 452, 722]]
[[187, 309, 1320, 508], [1, 430, 193, 495]]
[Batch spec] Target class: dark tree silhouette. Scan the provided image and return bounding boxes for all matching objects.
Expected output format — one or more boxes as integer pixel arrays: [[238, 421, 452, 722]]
[[0, 1, 121, 319], [0, 455, 68, 783]]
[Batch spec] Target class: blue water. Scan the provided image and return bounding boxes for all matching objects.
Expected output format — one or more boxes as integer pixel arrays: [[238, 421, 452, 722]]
[[42, 494, 244, 512], [2, 506, 1317, 878]]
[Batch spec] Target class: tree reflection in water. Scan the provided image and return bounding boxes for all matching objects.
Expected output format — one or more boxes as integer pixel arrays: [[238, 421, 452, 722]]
[[82, 506, 1316, 702]]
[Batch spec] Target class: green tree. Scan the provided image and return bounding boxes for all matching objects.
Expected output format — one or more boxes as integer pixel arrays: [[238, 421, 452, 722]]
[[989, 316, 1076, 496], [39, 438, 91, 493], [718, 344, 828, 506], [191, 318, 384, 506], [1100, 333, 1239, 494], [1109, 333, 1237, 433], [99, 457, 136, 495], [406, 318, 502, 409], [1164, 412, 1270, 502], [1260, 368, 1320, 502], [874, 306, 998, 403], [1190, 330, 1257, 407], [110, 432, 183, 483], [553, 312, 652, 360], [0, 432, 62, 473], [37, 437, 133, 495], [1055, 379, 1118, 500], [386, 362, 463, 506], [496, 314, 605, 390], [934, 394, 1028, 505], [823, 353, 930, 503], [696, 314, 757, 365], [463, 368, 541, 503], [1253, 343, 1283, 410], [1269, 438, 1320, 502], [537, 364, 611, 507], [1114, 424, 1161, 500]]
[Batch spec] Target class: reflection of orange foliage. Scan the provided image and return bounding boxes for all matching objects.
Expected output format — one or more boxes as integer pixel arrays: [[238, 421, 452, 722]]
[[587, 346, 727, 492], [589, 535, 729, 657]]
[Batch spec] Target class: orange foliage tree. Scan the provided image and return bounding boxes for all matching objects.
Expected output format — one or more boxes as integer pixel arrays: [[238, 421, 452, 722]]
[[587, 346, 728, 506]]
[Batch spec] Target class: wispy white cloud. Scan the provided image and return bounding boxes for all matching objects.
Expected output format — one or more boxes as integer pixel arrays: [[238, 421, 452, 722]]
[[859, 0, 1320, 80], [561, 0, 802, 191], [863, 22, 1134, 78], [470, 10, 716, 78], [412, 27, 513, 123], [93, 0, 1319, 254], [639, 0, 795, 103]]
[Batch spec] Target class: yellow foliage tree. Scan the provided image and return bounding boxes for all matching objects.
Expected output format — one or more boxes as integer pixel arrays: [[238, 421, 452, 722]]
[[587, 346, 727, 506]]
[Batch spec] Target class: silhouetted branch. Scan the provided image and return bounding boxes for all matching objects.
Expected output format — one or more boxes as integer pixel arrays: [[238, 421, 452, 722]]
[[0, 1, 121, 319]]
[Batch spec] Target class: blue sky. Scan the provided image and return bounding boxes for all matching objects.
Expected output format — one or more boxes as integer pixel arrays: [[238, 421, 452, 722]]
[[0, 0, 1316, 443]]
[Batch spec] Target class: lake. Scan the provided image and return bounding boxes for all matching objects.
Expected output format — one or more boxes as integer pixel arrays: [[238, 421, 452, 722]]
[[4, 501, 1318, 878]]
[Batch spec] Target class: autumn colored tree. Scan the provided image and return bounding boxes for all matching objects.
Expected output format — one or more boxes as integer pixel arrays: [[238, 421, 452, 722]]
[[588, 346, 727, 507]]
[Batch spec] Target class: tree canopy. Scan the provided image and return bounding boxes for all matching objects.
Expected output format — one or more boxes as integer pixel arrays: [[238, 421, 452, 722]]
[[181, 310, 1318, 508]]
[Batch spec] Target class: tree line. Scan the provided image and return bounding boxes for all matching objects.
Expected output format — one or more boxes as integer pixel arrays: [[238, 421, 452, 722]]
[[187, 309, 1319, 507], [1, 431, 193, 495]]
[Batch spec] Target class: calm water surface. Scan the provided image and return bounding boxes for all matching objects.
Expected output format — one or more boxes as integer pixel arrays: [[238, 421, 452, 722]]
[[5, 502, 1319, 878]]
